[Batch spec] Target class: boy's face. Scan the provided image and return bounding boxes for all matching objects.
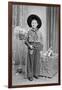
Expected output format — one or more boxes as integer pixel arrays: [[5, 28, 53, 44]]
[[31, 19, 38, 29]]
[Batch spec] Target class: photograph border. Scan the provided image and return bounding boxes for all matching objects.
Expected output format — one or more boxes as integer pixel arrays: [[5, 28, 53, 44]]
[[8, 1, 61, 88]]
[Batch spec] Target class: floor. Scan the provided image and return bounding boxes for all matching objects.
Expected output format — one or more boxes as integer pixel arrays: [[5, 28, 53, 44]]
[[12, 65, 58, 86]]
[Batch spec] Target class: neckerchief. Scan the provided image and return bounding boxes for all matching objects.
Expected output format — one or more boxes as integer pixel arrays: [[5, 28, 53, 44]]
[[31, 28, 38, 41]]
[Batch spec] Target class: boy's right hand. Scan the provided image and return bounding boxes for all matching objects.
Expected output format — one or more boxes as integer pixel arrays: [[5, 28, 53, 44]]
[[30, 45, 33, 49]]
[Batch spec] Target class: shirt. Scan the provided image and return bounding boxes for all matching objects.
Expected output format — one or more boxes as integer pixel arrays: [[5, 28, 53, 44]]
[[25, 28, 43, 50]]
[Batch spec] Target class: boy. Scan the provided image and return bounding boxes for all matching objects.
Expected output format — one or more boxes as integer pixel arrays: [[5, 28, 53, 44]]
[[25, 14, 43, 81]]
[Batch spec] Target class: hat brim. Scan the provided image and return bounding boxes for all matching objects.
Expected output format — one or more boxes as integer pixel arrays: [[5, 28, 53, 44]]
[[27, 14, 42, 29]]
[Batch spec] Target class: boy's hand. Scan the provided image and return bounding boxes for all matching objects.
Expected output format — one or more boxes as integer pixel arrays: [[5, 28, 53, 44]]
[[30, 45, 33, 49]]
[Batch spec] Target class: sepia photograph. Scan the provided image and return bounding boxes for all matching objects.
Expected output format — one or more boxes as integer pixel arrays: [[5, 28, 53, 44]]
[[8, 2, 60, 88]]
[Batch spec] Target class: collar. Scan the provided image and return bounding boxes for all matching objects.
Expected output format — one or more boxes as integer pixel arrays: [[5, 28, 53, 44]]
[[31, 28, 38, 32]]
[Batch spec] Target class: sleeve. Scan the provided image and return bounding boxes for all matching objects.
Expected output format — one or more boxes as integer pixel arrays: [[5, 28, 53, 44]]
[[24, 31, 31, 48]]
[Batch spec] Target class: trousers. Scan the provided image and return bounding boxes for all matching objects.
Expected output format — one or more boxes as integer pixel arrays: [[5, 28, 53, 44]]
[[27, 43, 40, 78]]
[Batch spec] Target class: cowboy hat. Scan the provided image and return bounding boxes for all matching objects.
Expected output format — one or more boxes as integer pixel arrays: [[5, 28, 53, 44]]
[[27, 14, 42, 29]]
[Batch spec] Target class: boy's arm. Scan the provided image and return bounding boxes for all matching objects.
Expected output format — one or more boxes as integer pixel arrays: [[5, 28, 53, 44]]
[[25, 39, 30, 48], [24, 32, 31, 48], [25, 40, 33, 49]]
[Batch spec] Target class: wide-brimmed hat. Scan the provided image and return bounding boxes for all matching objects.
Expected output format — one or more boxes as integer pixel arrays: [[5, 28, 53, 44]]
[[27, 14, 42, 29]]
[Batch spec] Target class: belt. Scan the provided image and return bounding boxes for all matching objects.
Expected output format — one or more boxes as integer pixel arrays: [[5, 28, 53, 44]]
[[29, 42, 40, 44]]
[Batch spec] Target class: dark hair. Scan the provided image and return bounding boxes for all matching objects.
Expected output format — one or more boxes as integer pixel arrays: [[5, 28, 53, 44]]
[[27, 14, 42, 29]]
